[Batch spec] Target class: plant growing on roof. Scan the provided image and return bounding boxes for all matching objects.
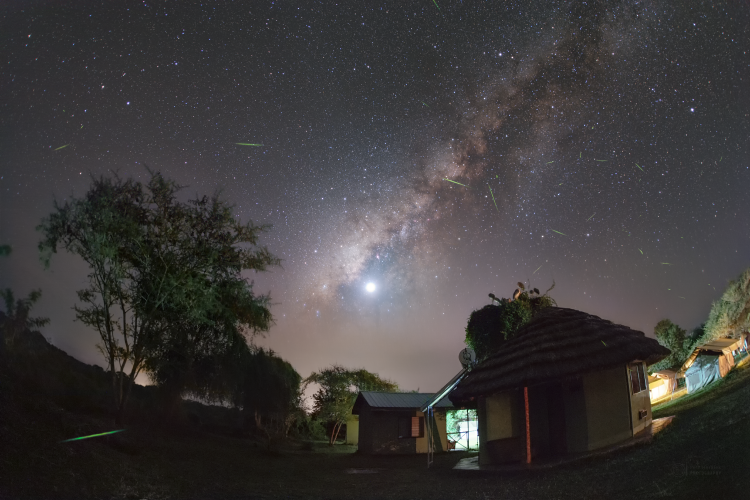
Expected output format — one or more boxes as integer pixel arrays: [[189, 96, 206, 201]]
[[465, 281, 555, 361]]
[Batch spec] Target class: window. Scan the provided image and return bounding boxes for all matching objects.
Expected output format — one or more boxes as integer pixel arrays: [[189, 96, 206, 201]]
[[398, 416, 424, 438], [629, 363, 647, 394]]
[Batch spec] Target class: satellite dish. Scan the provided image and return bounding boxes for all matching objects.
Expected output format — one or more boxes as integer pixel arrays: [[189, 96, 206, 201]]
[[459, 348, 476, 369]]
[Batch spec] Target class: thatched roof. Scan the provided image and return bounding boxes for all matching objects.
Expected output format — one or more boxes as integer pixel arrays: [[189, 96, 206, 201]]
[[450, 307, 670, 405]]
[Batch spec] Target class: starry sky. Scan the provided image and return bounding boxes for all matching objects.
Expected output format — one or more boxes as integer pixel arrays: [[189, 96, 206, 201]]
[[1, 1, 749, 393]]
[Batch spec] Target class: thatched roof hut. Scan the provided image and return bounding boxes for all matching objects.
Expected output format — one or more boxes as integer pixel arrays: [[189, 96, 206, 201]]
[[448, 307, 671, 466], [451, 307, 669, 405]]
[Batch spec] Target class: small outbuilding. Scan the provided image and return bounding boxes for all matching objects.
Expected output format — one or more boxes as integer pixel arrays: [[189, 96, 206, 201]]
[[352, 392, 453, 454], [648, 370, 683, 403], [449, 307, 670, 466]]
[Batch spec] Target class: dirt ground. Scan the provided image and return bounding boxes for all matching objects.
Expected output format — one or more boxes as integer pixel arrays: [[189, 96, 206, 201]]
[[3, 364, 748, 499]]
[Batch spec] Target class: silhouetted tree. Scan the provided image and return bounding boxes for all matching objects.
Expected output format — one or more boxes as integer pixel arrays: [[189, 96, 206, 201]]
[[38, 171, 279, 424], [0, 245, 50, 349]]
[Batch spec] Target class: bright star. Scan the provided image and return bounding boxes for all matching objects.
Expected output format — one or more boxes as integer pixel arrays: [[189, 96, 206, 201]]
[[366, 282, 376, 293]]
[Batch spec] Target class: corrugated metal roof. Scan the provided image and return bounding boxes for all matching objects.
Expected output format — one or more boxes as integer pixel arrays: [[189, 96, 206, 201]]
[[352, 391, 453, 414]]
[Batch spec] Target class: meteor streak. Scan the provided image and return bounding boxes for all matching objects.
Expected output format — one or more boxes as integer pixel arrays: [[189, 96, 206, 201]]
[[550, 229, 566, 236], [235, 143, 263, 146], [586, 213, 595, 221], [54, 144, 69, 151]]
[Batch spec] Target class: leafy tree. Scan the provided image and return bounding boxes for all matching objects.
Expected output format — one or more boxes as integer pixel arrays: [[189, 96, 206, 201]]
[[465, 282, 555, 360], [38, 175, 147, 424], [703, 267, 750, 341], [305, 366, 398, 445], [137, 186, 280, 420], [38, 171, 279, 424], [230, 348, 303, 447], [649, 319, 688, 371], [0, 245, 50, 348]]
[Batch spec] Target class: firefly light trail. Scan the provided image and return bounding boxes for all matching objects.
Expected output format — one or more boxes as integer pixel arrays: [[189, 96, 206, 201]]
[[488, 185, 499, 212], [444, 178, 467, 187], [60, 430, 125, 442]]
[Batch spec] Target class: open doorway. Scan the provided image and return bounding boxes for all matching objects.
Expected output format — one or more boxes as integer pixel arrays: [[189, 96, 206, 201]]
[[446, 409, 478, 451]]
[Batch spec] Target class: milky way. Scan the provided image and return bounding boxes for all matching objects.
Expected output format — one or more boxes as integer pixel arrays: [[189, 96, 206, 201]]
[[1, 1, 749, 389]]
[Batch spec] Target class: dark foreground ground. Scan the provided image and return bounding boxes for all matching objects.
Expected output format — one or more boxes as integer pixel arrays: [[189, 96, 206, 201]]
[[2, 351, 749, 499]]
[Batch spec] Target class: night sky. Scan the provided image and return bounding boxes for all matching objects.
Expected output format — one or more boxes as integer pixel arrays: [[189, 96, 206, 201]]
[[2, 1, 749, 393]]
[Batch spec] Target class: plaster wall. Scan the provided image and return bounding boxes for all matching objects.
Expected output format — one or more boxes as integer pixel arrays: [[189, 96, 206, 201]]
[[582, 366, 632, 450]]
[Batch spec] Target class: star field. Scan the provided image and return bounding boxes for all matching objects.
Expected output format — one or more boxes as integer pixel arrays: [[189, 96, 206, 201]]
[[1, 1, 749, 390]]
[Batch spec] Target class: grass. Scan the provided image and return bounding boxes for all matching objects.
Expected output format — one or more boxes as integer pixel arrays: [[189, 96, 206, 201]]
[[2, 337, 748, 499]]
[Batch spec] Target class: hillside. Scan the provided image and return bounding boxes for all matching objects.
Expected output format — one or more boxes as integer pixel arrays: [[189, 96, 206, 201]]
[[2, 324, 747, 499]]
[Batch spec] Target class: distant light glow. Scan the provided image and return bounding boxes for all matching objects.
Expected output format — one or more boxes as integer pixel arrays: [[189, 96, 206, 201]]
[[366, 282, 376, 293]]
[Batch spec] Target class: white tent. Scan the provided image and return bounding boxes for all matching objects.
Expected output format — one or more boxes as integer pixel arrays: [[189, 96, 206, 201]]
[[685, 353, 724, 393]]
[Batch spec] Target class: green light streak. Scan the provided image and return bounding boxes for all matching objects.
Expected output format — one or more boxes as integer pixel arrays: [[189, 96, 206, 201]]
[[551, 229, 566, 236], [432, 0, 441, 11], [638, 248, 643, 255], [488, 185, 499, 211], [586, 213, 595, 221], [421, 101, 429, 107], [444, 178, 467, 187], [54, 144, 69, 151], [596, 160, 608, 162], [635, 163, 644, 172], [533, 264, 542, 275], [60, 429, 125, 443], [661, 262, 672, 265], [546, 161, 554, 164], [235, 143, 263, 146]]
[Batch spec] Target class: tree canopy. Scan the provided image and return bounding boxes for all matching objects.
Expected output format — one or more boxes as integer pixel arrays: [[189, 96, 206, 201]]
[[305, 365, 398, 445], [649, 319, 690, 371], [38, 171, 280, 423], [703, 267, 750, 341], [465, 282, 555, 361]]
